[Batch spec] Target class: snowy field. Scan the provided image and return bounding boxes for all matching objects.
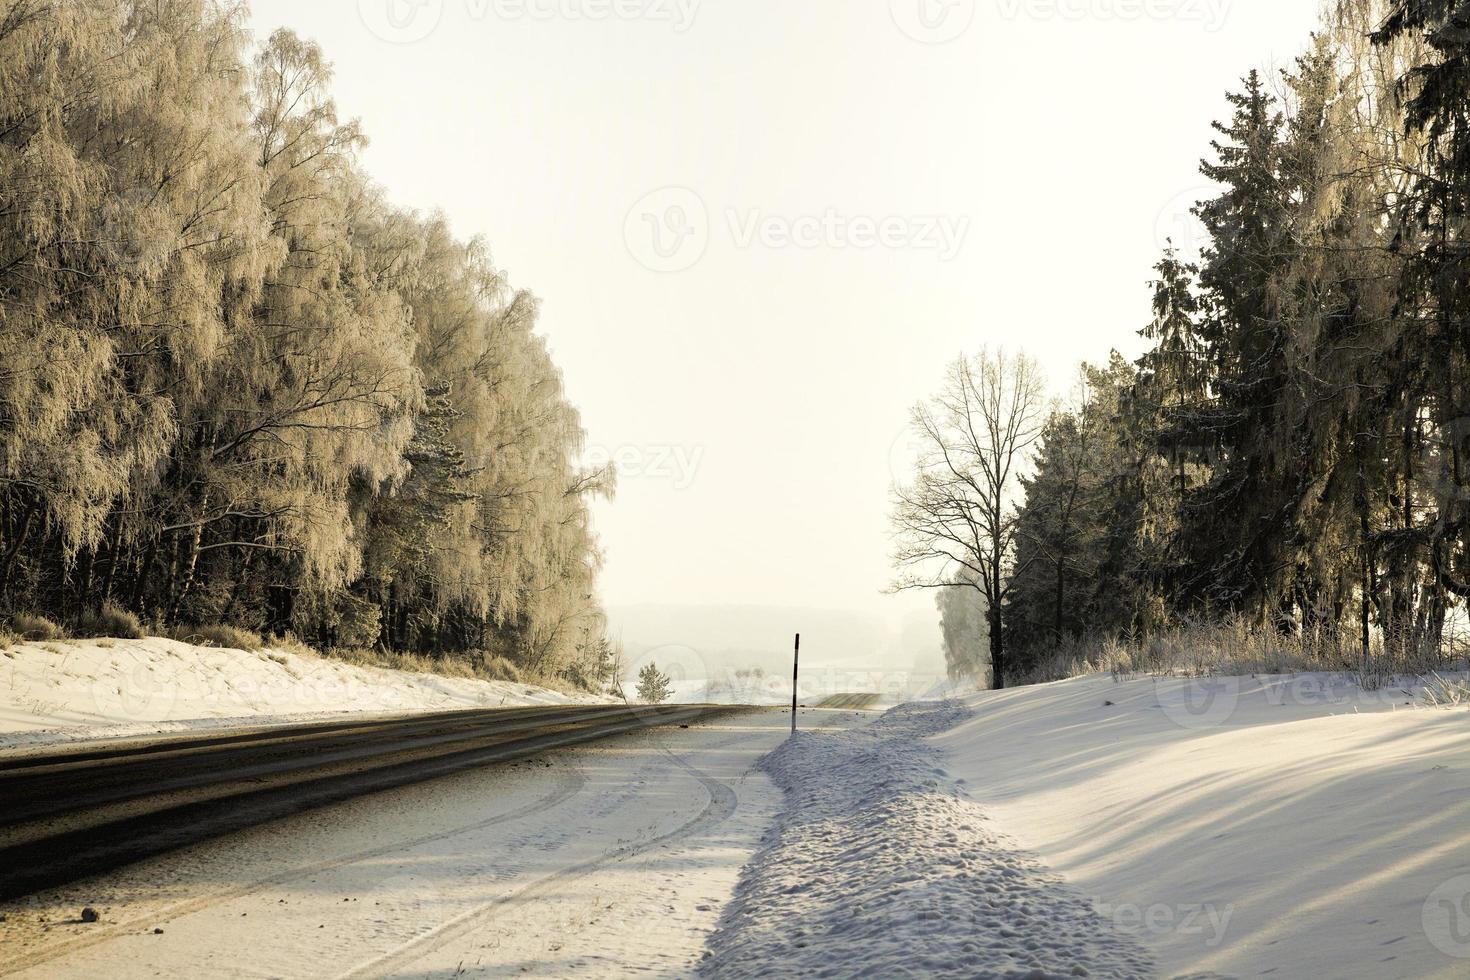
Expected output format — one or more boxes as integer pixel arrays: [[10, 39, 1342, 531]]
[[938, 672, 1470, 980], [0, 638, 608, 748], [666, 671, 962, 709]]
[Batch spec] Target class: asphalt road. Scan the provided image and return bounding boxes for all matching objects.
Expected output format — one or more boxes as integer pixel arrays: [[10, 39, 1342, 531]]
[[0, 703, 740, 901]]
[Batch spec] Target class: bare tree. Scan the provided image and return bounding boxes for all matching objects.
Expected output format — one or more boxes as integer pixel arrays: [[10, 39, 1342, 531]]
[[891, 348, 1047, 689]]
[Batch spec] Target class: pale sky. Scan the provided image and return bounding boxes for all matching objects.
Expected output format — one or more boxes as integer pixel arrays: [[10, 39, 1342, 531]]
[[246, 0, 1326, 651]]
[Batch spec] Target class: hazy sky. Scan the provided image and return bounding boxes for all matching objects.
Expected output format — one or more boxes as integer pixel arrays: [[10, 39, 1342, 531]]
[[246, 0, 1326, 651]]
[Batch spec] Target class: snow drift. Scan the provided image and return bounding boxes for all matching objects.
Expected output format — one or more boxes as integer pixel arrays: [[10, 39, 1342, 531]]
[[938, 672, 1470, 979], [701, 701, 1157, 979]]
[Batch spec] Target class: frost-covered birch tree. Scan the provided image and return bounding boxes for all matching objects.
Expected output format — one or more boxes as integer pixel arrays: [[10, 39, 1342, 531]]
[[0, 0, 613, 683]]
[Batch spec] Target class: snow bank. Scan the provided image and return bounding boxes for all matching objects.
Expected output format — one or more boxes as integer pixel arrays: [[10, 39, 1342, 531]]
[[936, 672, 1470, 979], [701, 701, 1157, 979], [0, 637, 605, 748]]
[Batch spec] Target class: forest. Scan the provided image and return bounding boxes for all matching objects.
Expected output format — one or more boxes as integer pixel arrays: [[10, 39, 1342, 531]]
[[0, 0, 614, 685], [904, 0, 1470, 687]]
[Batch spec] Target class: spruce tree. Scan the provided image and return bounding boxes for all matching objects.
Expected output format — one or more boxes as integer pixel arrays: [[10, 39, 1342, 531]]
[[1186, 71, 1294, 618], [637, 663, 673, 705]]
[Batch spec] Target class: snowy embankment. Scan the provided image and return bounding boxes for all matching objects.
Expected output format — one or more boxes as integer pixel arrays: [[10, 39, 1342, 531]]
[[702, 701, 1157, 979], [937, 673, 1470, 980], [0, 638, 605, 748], [702, 672, 1470, 979]]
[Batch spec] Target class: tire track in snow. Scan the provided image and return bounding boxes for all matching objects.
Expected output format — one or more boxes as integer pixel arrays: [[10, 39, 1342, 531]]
[[0, 763, 586, 975], [337, 741, 741, 979]]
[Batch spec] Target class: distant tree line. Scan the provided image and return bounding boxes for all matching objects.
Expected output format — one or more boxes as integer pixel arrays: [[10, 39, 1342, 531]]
[[904, 1, 1470, 684], [0, 1, 613, 682]]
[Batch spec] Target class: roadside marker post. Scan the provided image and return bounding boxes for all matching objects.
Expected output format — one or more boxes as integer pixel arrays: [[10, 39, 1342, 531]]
[[791, 633, 800, 734]]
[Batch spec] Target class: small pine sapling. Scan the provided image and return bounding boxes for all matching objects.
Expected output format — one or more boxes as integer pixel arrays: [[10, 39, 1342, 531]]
[[637, 662, 673, 704]]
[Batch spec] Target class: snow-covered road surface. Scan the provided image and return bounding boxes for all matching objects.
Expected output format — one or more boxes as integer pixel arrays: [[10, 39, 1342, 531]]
[[0, 708, 863, 979], [0, 704, 743, 901]]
